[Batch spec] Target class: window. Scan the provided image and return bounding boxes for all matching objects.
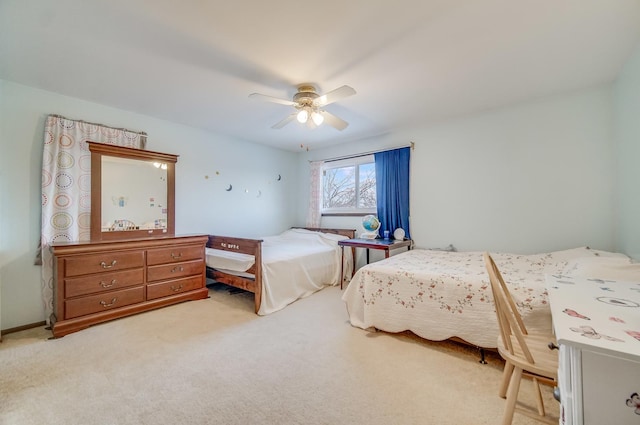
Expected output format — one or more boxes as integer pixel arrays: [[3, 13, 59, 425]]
[[321, 155, 376, 215]]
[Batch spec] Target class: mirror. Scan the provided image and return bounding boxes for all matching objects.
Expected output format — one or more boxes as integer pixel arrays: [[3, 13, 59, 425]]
[[89, 142, 177, 241]]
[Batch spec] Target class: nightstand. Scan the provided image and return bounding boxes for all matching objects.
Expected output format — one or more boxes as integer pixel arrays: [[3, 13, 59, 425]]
[[337, 238, 412, 288]]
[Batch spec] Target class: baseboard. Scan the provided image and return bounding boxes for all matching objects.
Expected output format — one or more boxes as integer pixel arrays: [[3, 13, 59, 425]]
[[1, 321, 47, 337]]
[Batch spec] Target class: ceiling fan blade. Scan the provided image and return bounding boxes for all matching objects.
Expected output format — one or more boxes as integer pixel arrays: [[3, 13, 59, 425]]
[[271, 113, 297, 129], [249, 92, 295, 106], [315, 85, 356, 106], [320, 110, 349, 131]]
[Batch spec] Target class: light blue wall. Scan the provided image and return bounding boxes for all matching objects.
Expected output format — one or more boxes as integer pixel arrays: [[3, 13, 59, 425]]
[[614, 42, 640, 261], [2, 43, 638, 330], [298, 86, 616, 257], [0, 80, 297, 330]]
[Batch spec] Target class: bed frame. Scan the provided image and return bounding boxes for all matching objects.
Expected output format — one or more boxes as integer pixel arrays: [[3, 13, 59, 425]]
[[206, 227, 356, 313]]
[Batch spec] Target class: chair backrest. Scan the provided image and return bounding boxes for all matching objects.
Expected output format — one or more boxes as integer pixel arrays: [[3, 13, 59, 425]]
[[484, 252, 535, 364]]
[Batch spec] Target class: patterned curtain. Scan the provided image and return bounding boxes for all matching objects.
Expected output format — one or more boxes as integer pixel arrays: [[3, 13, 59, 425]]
[[305, 161, 323, 228], [40, 115, 146, 323]]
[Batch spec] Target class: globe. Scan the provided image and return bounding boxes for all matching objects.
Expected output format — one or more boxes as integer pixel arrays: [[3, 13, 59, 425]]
[[361, 215, 380, 239], [362, 215, 380, 232]]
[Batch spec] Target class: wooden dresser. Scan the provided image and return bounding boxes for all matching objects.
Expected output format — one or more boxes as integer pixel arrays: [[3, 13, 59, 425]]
[[50, 234, 208, 337]]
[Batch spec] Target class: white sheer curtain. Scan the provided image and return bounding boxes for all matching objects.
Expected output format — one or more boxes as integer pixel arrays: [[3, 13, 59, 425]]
[[40, 115, 146, 323], [305, 161, 323, 228]]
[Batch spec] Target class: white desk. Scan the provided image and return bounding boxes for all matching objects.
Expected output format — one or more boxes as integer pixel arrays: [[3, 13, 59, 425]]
[[546, 274, 640, 425]]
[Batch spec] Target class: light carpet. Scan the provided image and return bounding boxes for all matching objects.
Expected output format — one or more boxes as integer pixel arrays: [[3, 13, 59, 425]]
[[0, 284, 558, 424]]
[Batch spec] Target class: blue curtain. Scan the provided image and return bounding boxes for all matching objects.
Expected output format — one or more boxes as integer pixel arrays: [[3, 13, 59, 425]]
[[374, 147, 410, 239]]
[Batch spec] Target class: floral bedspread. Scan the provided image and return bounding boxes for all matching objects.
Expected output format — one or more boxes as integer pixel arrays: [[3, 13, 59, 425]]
[[342, 247, 623, 348]]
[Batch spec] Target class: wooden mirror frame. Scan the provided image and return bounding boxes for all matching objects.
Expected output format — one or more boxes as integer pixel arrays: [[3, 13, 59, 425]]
[[89, 142, 177, 241]]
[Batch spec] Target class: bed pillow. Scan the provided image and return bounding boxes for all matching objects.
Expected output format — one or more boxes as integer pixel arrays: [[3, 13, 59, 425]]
[[286, 228, 349, 243], [563, 256, 640, 282], [316, 231, 349, 243], [429, 244, 457, 252], [549, 246, 629, 262]]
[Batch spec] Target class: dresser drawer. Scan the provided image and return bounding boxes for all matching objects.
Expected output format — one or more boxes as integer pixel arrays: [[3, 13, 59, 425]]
[[64, 286, 145, 319], [64, 251, 145, 277], [146, 244, 203, 266], [147, 259, 204, 282], [147, 275, 204, 300], [64, 268, 144, 298]]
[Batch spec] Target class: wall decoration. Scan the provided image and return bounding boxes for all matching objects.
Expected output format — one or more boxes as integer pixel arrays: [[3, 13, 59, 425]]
[[112, 196, 128, 207], [225, 184, 232, 191], [277, 174, 282, 181], [626, 393, 640, 415]]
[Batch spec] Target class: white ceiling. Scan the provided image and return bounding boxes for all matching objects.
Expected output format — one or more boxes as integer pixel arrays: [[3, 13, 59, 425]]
[[1, 0, 639, 152]]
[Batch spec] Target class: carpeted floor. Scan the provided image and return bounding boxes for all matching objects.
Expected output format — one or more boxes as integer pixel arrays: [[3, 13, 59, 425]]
[[0, 283, 558, 424]]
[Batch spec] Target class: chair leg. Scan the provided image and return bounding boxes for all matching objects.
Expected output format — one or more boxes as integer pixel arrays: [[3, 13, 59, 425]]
[[533, 377, 545, 416], [499, 361, 514, 398], [502, 366, 523, 425]]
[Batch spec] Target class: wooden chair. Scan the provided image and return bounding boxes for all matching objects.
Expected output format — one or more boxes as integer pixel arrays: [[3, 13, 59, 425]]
[[483, 252, 558, 425]]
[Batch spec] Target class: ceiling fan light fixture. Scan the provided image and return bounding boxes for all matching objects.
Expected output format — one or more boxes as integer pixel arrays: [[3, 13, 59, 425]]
[[296, 109, 309, 123], [311, 111, 324, 126], [250, 84, 355, 131]]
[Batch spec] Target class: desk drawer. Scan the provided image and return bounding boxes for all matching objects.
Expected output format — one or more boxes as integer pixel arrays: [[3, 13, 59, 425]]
[[581, 349, 640, 425], [147, 259, 204, 282], [147, 244, 203, 266], [147, 276, 204, 300], [64, 251, 145, 277], [64, 286, 145, 319], [64, 268, 144, 298]]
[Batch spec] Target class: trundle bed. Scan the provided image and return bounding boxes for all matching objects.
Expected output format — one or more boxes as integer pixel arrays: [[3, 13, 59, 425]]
[[206, 227, 355, 315]]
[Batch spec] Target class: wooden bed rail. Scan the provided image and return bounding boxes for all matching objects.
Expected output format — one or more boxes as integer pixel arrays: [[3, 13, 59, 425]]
[[206, 235, 263, 255], [206, 235, 263, 313]]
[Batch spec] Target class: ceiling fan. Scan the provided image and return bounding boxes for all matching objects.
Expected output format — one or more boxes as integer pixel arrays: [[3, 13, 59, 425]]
[[249, 84, 356, 131]]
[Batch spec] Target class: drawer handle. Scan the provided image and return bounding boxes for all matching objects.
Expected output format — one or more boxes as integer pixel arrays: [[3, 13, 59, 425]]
[[99, 298, 117, 308], [548, 342, 559, 351], [100, 260, 117, 269], [99, 279, 117, 288], [170, 284, 184, 292], [171, 252, 182, 259], [171, 266, 184, 273]]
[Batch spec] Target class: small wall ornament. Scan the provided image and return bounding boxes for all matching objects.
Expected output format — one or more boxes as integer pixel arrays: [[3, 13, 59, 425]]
[[626, 392, 640, 415], [112, 196, 128, 207]]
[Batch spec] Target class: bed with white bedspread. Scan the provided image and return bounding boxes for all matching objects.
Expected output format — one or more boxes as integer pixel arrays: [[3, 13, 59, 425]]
[[342, 246, 629, 349], [207, 228, 355, 315]]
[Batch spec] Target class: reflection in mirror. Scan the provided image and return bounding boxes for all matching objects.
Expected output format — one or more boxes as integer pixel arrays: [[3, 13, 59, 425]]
[[101, 156, 168, 231], [89, 142, 177, 241]]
